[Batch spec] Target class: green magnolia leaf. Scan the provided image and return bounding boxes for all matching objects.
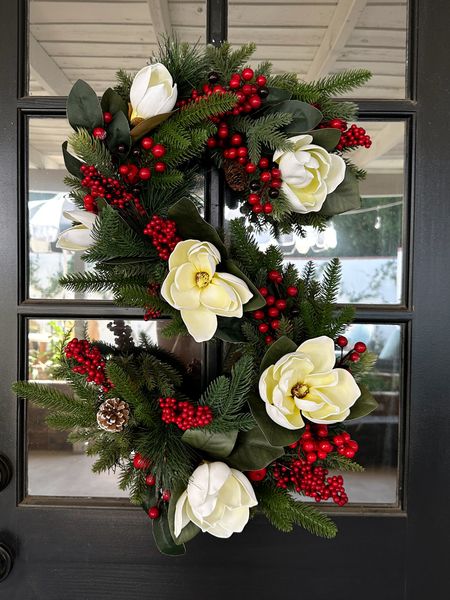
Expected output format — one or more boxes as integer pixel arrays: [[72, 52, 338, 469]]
[[182, 428, 238, 458], [167, 483, 201, 546], [96, 256, 155, 266], [347, 384, 378, 420], [260, 335, 297, 373], [222, 259, 266, 312], [67, 79, 103, 131], [106, 110, 131, 155], [130, 111, 175, 141], [101, 87, 128, 117], [227, 426, 284, 471], [264, 87, 293, 105], [309, 128, 341, 151], [268, 100, 322, 134], [319, 170, 361, 217], [62, 141, 83, 178], [152, 512, 186, 556], [215, 317, 246, 343], [168, 198, 227, 258], [141, 486, 159, 512], [248, 393, 301, 447]]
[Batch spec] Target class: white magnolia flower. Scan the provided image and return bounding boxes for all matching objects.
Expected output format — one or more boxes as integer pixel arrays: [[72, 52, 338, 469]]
[[129, 63, 177, 124], [273, 134, 346, 214], [174, 462, 258, 539], [161, 239, 253, 343], [259, 336, 360, 428], [56, 210, 97, 251]]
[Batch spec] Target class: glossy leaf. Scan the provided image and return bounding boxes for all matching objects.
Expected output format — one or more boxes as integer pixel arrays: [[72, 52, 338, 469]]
[[248, 393, 302, 447], [62, 141, 83, 178], [264, 87, 293, 105], [106, 110, 131, 154], [67, 79, 103, 131], [223, 259, 266, 312], [309, 128, 341, 151], [130, 111, 174, 141], [215, 317, 246, 343], [260, 335, 297, 374], [320, 170, 361, 217], [347, 384, 378, 420], [268, 100, 322, 134], [182, 428, 238, 458], [101, 87, 128, 117], [227, 426, 284, 470], [152, 512, 186, 556]]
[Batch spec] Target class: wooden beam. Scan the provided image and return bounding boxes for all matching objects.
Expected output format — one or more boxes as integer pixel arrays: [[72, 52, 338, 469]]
[[305, 0, 368, 81], [29, 33, 72, 95], [147, 0, 172, 37], [351, 122, 404, 169]]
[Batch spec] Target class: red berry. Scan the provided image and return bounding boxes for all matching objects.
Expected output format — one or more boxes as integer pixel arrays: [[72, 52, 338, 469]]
[[259, 287, 268, 297], [241, 68, 254, 81], [141, 137, 154, 150], [275, 299, 287, 310], [303, 441, 315, 453], [229, 78, 241, 89], [271, 319, 280, 329], [271, 167, 282, 179], [306, 452, 317, 463], [231, 134, 242, 146], [287, 286, 298, 297], [151, 144, 166, 158], [268, 307, 279, 318], [333, 435, 344, 447], [268, 270, 280, 281], [245, 163, 257, 173], [258, 323, 269, 334], [316, 425, 328, 438], [344, 449, 355, 458], [254, 310, 265, 320], [354, 341, 367, 354], [317, 451, 327, 460], [162, 490, 171, 502], [256, 75, 267, 87], [154, 161, 166, 173], [349, 351, 360, 362], [336, 335, 348, 348], [263, 203, 273, 214], [247, 468, 267, 482], [139, 167, 151, 180], [259, 157, 269, 169], [252, 204, 263, 214], [206, 137, 217, 148], [93, 127, 106, 140], [118, 164, 129, 176], [260, 171, 271, 183], [266, 295, 275, 306], [249, 95, 262, 109], [265, 335, 273, 345], [248, 193, 260, 205], [133, 453, 151, 470], [237, 146, 248, 158], [241, 83, 252, 96], [145, 473, 156, 486], [148, 506, 160, 519], [103, 111, 113, 124]]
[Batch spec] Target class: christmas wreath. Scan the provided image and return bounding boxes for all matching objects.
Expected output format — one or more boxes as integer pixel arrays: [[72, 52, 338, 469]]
[[14, 40, 379, 555]]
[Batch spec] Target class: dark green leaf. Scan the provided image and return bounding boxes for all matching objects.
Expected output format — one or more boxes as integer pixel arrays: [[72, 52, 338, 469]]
[[67, 79, 103, 131], [319, 170, 361, 217], [130, 111, 174, 141], [168, 198, 227, 257], [141, 487, 159, 512], [227, 426, 284, 471], [167, 483, 201, 545], [97, 256, 155, 266], [248, 393, 301, 447], [264, 87, 293, 105], [101, 87, 128, 117], [347, 384, 378, 420], [309, 128, 341, 151], [62, 141, 83, 178], [268, 100, 322, 134], [222, 259, 265, 312], [152, 512, 186, 556], [106, 110, 131, 154], [215, 317, 246, 343], [182, 428, 238, 458], [260, 335, 297, 373]]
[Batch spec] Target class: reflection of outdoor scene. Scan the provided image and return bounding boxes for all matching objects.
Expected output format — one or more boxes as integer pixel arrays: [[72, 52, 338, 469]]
[[28, 319, 202, 498]]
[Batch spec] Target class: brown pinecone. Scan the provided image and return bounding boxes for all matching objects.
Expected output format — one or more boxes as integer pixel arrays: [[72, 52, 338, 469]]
[[96, 398, 130, 433], [224, 159, 249, 192]]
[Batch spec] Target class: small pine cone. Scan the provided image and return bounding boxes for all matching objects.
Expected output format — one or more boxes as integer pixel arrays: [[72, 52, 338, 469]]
[[224, 159, 249, 192], [96, 398, 130, 433]]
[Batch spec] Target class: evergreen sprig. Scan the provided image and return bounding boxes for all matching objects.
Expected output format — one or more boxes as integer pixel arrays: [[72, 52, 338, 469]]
[[69, 129, 116, 178]]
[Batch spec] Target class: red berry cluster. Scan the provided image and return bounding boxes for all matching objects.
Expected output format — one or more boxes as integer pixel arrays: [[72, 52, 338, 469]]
[[132, 453, 167, 519], [176, 80, 230, 109], [64, 338, 112, 392], [143, 215, 181, 260], [289, 423, 358, 463], [254, 270, 298, 345], [159, 397, 213, 431], [80, 164, 144, 215], [273, 459, 349, 506], [336, 335, 367, 364], [227, 69, 268, 114], [323, 118, 372, 151], [143, 283, 162, 321], [245, 158, 283, 214]]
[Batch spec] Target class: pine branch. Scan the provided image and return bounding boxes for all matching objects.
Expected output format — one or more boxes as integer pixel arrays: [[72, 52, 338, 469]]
[[205, 42, 256, 80], [325, 453, 364, 472], [314, 69, 372, 97], [12, 381, 93, 417], [69, 129, 116, 177], [114, 69, 134, 102], [106, 360, 149, 409]]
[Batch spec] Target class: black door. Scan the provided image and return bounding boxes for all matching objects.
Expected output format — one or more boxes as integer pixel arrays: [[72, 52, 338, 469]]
[[0, 0, 448, 598]]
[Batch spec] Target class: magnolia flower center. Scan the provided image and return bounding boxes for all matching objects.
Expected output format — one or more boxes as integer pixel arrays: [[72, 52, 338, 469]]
[[291, 382, 310, 399], [195, 271, 211, 288]]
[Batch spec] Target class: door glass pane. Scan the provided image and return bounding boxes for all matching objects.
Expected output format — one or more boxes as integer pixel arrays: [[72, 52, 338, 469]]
[[228, 0, 408, 99], [225, 120, 406, 305], [28, 0, 206, 95], [27, 318, 203, 498]]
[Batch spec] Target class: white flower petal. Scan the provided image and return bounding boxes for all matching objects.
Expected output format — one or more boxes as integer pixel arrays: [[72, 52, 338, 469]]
[[174, 491, 190, 538], [180, 308, 217, 342], [326, 153, 346, 193], [298, 336, 336, 373], [63, 209, 97, 229], [57, 225, 92, 251], [170, 285, 201, 310], [130, 65, 152, 108], [168, 240, 199, 270], [215, 272, 253, 305]]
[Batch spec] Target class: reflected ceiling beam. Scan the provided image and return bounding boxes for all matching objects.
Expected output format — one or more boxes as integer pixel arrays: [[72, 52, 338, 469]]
[[305, 0, 368, 81], [147, 0, 173, 38], [351, 122, 404, 168], [29, 33, 72, 96], [29, 145, 59, 170]]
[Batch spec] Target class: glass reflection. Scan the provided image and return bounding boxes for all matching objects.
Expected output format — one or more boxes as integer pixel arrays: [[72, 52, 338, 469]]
[[27, 318, 202, 497]]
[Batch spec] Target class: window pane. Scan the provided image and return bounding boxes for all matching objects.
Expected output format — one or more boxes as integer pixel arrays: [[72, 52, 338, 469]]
[[228, 0, 408, 99], [27, 318, 203, 498], [28, 0, 206, 95], [225, 120, 406, 305]]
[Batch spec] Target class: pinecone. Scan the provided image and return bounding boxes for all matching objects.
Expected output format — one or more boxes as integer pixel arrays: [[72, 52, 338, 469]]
[[96, 398, 130, 433], [224, 159, 249, 192]]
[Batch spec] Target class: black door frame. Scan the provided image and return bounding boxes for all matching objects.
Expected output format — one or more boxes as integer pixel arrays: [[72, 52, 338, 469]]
[[0, 1, 448, 597]]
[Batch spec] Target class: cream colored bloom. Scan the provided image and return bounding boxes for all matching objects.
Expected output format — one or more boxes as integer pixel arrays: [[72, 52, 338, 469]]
[[273, 134, 346, 214], [174, 462, 258, 539], [161, 240, 253, 342], [259, 336, 360, 428], [56, 209, 97, 251], [129, 64, 177, 124]]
